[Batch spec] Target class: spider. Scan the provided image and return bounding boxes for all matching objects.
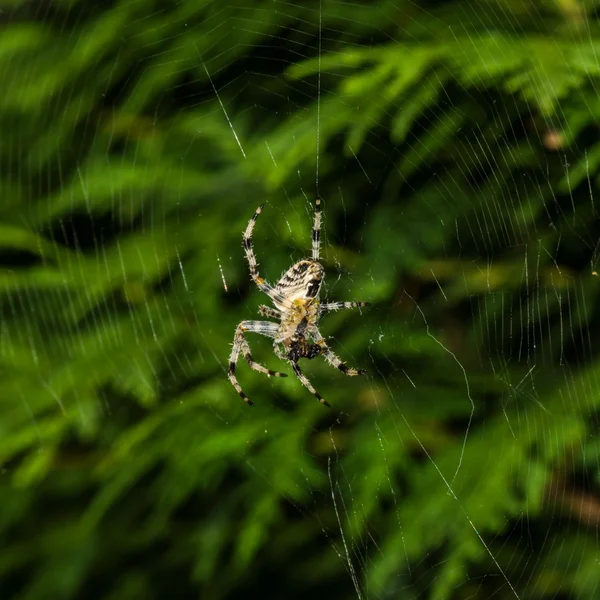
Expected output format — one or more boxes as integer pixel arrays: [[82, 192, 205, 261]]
[[228, 197, 370, 407]]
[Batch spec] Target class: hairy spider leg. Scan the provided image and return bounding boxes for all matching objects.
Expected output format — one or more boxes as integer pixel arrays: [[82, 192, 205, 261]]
[[228, 320, 287, 406], [243, 205, 291, 308], [273, 341, 288, 361], [258, 305, 282, 319], [290, 361, 330, 407], [319, 301, 370, 314], [310, 327, 367, 376], [312, 197, 322, 261]]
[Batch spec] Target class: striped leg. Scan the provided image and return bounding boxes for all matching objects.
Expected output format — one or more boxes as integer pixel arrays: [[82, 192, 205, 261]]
[[312, 197, 322, 261], [258, 305, 282, 319], [243, 205, 289, 307], [311, 327, 367, 376], [240, 337, 287, 378], [319, 301, 370, 314], [228, 320, 285, 406], [290, 361, 330, 407]]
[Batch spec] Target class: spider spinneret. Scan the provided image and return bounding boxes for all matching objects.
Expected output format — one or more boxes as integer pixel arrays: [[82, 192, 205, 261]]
[[228, 197, 369, 407]]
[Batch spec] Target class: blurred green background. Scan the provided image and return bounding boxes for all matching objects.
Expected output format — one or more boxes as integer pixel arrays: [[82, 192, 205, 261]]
[[2, 0, 600, 598]]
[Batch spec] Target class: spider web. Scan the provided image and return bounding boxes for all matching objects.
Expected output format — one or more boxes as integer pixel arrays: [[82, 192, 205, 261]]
[[1, 1, 600, 599]]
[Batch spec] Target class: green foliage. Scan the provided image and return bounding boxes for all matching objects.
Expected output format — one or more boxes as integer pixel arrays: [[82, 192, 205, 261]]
[[1, 0, 600, 598]]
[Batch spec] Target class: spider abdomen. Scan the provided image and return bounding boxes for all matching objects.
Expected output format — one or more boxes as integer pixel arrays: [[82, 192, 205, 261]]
[[274, 259, 324, 308]]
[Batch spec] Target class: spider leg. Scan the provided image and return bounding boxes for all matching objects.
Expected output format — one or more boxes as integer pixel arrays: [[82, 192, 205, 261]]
[[312, 197, 322, 261], [241, 339, 288, 378], [311, 327, 367, 376], [290, 361, 330, 407], [319, 301, 370, 314], [258, 304, 282, 319], [228, 320, 285, 406], [273, 341, 288, 361], [243, 205, 291, 308]]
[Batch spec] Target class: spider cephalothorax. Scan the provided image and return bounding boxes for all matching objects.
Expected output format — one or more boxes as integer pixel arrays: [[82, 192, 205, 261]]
[[228, 198, 369, 407]]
